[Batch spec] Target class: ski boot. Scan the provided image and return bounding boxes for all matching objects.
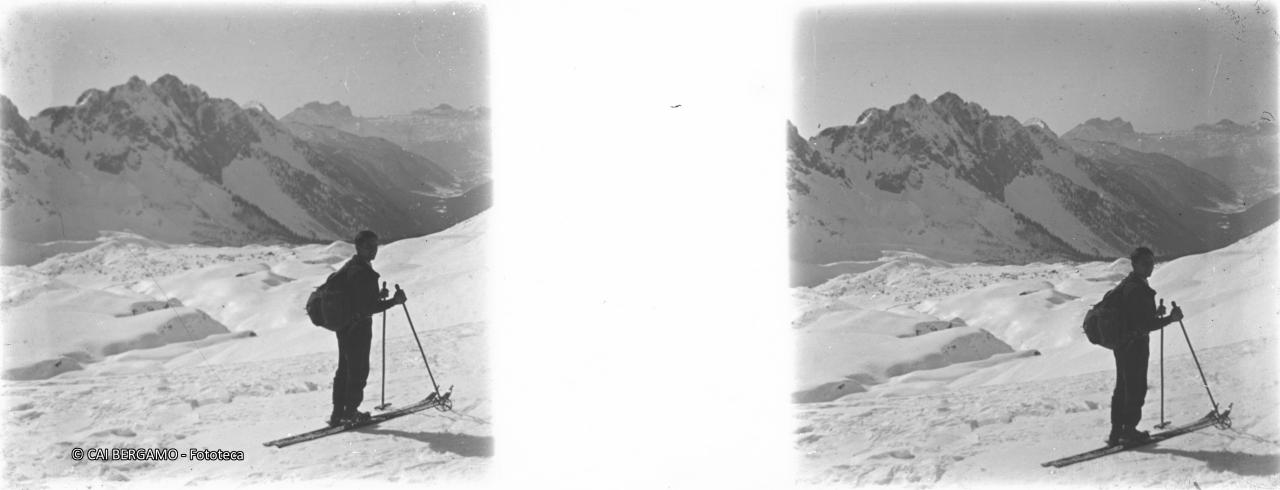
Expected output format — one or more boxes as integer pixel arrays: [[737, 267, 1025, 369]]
[[1106, 425, 1150, 446], [327, 409, 346, 427], [344, 410, 372, 425], [1116, 426, 1150, 445]]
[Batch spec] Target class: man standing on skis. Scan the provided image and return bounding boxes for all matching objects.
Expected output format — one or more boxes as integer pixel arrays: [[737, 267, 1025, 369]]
[[1109, 246, 1184, 445], [329, 230, 407, 426]]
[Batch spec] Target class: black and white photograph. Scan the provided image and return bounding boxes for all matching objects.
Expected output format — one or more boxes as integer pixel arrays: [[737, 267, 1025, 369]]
[[3, 0, 1279, 488], [789, 2, 1278, 485], [1, 2, 492, 485]]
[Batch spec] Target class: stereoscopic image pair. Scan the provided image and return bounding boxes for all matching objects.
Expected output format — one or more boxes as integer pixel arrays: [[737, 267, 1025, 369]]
[[2, 2, 1276, 488]]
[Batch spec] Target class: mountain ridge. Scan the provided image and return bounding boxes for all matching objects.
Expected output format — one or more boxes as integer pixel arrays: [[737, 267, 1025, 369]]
[[789, 93, 1271, 272], [1, 74, 487, 264], [282, 100, 490, 188], [1063, 116, 1278, 203]]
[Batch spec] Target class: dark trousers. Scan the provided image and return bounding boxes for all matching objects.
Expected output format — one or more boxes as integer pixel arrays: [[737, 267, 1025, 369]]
[[332, 319, 373, 415], [1111, 336, 1150, 428]]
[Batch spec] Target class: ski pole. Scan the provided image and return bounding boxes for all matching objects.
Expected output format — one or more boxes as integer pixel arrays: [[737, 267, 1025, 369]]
[[1156, 300, 1169, 429], [1172, 301, 1220, 415], [396, 285, 441, 396], [377, 282, 390, 410]]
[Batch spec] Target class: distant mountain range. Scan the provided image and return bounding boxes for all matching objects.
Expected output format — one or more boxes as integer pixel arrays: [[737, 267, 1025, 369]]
[[0, 75, 490, 263], [1062, 117, 1277, 205], [789, 93, 1277, 270], [282, 101, 490, 188]]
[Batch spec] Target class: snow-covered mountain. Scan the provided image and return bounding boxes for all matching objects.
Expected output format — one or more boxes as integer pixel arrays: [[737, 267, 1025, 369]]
[[282, 101, 490, 188], [794, 223, 1277, 486], [0, 75, 485, 265], [789, 93, 1271, 276], [1063, 117, 1279, 205]]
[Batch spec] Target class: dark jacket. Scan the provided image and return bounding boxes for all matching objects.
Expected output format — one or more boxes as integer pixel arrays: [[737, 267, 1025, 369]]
[[335, 255, 396, 319], [1117, 273, 1164, 337]]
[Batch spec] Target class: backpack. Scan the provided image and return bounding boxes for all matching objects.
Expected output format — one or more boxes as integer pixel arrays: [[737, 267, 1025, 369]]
[[1082, 282, 1130, 349], [305, 266, 357, 332]]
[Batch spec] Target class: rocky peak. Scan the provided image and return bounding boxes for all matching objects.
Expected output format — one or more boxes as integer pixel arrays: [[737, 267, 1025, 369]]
[[102, 76, 160, 106], [1022, 117, 1058, 140], [26, 75, 264, 181], [152, 73, 186, 91], [1022, 118, 1052, 132], [1194, 119, 1249, 134], [150, 74, 211, 113], [243, 100, 273, 118], [50, 75, 225, 129], [883, 94, 944, 127], [0, 94, 32, 140], [1, 95, 23, 126], [826, 93, 1022, 148], [413, 103, 457, 116], [75, 89, 106, 106], [829, 93, 1043, 200], [305, 101, 354, 118], [282, 101, 357, 126], [786, 119, 808, 155], [1099, 117, 1135, 133], [411, 103, 489, 120], [889, 94, 927, 118], [1082, 117, 1134, 133], [855, 107, 887, 125], [929, 92, 990, 131], [1061, 117, 1139, 143], [125, 75, 148, 91], [151, 74, 204, 98], [930, 92, 967, 113]]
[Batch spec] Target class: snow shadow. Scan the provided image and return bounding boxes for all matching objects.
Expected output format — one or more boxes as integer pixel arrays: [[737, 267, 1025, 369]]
[[1136, 448, 1280, 477], [358, 428, 493, 458]]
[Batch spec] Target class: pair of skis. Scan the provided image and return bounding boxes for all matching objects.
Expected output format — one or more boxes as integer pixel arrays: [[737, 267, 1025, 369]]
[[1041, 406, 1232, 468], [263, 390, 454, 448]]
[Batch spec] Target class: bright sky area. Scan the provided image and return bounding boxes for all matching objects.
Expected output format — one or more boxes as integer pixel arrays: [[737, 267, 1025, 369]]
[[793, 1, 1278, 136], [0, 3, 487, 118], [2, 2, 1275, 135]]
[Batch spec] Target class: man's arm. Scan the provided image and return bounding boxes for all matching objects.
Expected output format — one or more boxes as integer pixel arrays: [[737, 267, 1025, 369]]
[[1123, 282, 1179, 333], [350, 267, 396, 317]]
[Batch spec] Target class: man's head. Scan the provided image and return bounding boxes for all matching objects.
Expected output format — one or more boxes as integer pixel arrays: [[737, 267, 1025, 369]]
[[354, 230, 379, 260], [1130, 246, 1155, 278]]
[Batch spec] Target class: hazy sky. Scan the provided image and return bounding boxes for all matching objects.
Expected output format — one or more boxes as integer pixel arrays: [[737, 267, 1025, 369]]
[[794, 2, 1278, 136], [0, 3, 487, 118]]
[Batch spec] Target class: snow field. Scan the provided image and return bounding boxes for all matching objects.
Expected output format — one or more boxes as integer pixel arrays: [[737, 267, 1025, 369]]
[[794, 224, 1279, 486], [798, 338, 1278, 487], [2, 212, 491, 485]]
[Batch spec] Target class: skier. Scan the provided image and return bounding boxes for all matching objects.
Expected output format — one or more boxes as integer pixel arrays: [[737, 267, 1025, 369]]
[[1108, 246, 1183, 445], [329, 230, 407, 426]]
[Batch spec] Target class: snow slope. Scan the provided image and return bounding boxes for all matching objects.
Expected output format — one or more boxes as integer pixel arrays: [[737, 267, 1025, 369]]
[[2, 212, 491, 485], [795, 224, 1279, 486]]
